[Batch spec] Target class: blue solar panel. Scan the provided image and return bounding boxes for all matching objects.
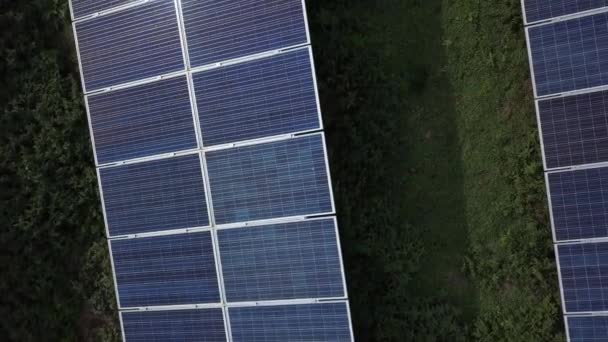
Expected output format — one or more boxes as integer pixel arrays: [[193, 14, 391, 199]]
[[121, 308, 226, 341], [538, 90, 608, 169], [230, 302, 351, 342], [548, 167, 608, 241], [558, 241, 608, 312], [111, 232, 220, 307], [528, 12, 608, 97], [206, 134, 333, 224], [524, 0, 608, 24], [71, 0, 139, 19], [568, 315, 608, 341], [99, 154, 209, 237], [75, 0, 184, 92], [181, 0, 308, 67], [194, 49, 320, 146], [87, 76, 197, 164], [218, 218, 344, 302]]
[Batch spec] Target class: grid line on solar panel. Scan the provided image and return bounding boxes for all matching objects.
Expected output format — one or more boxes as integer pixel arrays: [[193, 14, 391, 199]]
[[194, 48, 321, 147], [558, 241, 608, 313], [181, 0, 308, 67], [523, 0, 608, 24], [567, 315, 608, 341], [111, 231, 221, 307], [70, 0, 143, 19], [229, 302, 352, 342], [87, 76, 198, 165], [527, 12, 608, 97], [538, 89, 608, 169], [121, 308, 227, 341], [217, 218, 345, 302], [74, 0, 184, 92], [205, 134, 334, 225], [99, 153, 210, 237], [548, 167, 608, 241]]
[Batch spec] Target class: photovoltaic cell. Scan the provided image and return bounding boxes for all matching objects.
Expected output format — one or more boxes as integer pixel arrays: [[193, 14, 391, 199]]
[[71, 0, 140, 19], [87, 76, 197, 164], [229, 302, 352, 342], [75, 0, 184, 92], [206, 134, 333, 225], [568, 315, 608, 342], [182, 0, 308, 67], [194, 49, 320, 146], [121, 308, 226, 342], [218, 218, 344, 302], [548, 167, 608, 241], [538, 90, 608, 169], [558, 241, 608, 312], [524, 0, 608, 24], [99, 154, 209, 237], [528, 12, 608, 97], [111, 232, 220, 307]]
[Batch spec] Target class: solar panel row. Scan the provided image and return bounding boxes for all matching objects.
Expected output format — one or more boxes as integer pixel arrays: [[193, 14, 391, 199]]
[[524, 4, 608, 341], [523, 0, 608, 24], [70, 0, 353, 340], [121, 302, 352, 342]]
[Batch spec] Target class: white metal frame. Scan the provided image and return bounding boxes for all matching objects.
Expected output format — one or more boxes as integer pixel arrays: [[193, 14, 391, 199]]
[[68, 0, 353, 339]]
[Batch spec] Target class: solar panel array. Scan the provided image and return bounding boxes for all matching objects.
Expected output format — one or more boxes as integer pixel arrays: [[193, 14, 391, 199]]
[[523, 2, 608, 340], [69, 0, 352, 340]]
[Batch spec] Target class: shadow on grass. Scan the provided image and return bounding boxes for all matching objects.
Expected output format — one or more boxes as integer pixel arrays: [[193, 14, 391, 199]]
[[308, 0, 475, 340]]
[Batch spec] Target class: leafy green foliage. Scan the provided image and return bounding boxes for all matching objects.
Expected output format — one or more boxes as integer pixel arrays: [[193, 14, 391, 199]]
[[0, 1, 118, 341]]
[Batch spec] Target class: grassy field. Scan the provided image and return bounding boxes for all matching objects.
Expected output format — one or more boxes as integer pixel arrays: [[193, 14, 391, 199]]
[[0, 0, 564, 340]]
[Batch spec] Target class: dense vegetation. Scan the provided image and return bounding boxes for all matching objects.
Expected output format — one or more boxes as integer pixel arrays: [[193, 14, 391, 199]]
[[0, 0, 563, 340]]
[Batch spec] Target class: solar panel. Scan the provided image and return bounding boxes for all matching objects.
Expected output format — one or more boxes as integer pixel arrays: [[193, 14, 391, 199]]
[[69, 0, 353, 339], [87, 76, 198, 165], [567, 315, 608, 341], [206, 134, 334, 225], [74, 0, 184, 92], [71, 0, 140, 19], [121, 308, 226, 342], [558, 241, 608, 313], [181, 0, 308, 67], [527, 12, 608, 97], [547, 167, 608, 241], [99, 154, 209, 237], [523, 0, 608, 24], [111, 232, 220, 307], [194, 48, 320, 146], [218, 218, 345, 302], [229, 302, 352, 342], [538, 90, 608, 169]]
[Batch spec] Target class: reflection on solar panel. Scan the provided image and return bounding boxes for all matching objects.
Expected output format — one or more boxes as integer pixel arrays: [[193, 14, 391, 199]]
[[528, 12, 608, 97], [70, 0, 353, 339], [567, 315, 608, 342], [182, 0, 308, 67], [230, 303, 352, 342], [218, 218, 345, 302], [71, 0, 140, 19], [523, 4, 608, 340], [523, 0, 608, 24], [99, 154, 209, 237], [538, 90, 608, 169], [87, 76, 197, 164], [558, 241, 608, 313], [206, 134, 333, 224], [547, 167, 608, 241], [111, 232, 220, 308], [121, 308, 226, 342], [74, 0, 184, 92], [194, 48, 320, 146]]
